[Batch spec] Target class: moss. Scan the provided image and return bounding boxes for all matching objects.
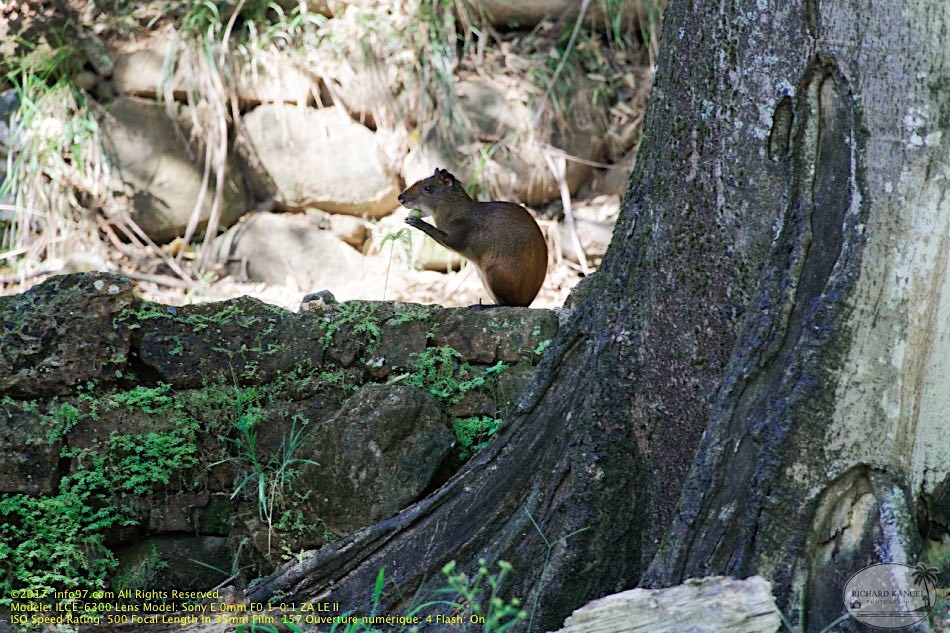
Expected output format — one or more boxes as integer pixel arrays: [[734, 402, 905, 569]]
[[320, 301, 383, 354], [108, 383, 174, 414], [115, 301, 174, 330]]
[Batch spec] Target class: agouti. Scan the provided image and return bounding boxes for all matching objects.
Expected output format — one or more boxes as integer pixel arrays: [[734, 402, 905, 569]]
[[398, 169, 547, 307]]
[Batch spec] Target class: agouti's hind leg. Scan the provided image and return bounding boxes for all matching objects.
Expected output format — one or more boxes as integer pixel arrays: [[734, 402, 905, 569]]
[[483, 264, 523, 307]]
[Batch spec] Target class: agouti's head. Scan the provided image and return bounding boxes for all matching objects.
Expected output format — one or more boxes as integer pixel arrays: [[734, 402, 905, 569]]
[[398, 168, 469, 217]]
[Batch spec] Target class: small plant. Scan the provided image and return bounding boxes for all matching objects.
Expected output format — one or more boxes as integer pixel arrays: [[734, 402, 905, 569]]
[[108, 382, 174, 413], [453, 417, 502, 460], [0, 455, 127, 603], [107, 429, 199, 495], [532, 339, 552, 356], [42, 400, 84, 442], [379, 227, 414, 300], [426, 559, 526, 633], [407, 347, 507, 405], [213, 398, 317, 554], [320, 302, 383, 354], [392, 304, 432, 325]]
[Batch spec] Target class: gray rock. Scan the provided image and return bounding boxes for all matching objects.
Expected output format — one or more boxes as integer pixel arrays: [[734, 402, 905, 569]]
[[552, 576, 782, 633], [73, 70, 98, 91], [0, 273, 134, 398], [327, 213, 371, 251], [233, 51, 320, 106], [363, 305, 434, 379], [321, 57, 397, 128], [0, 400, 61, 494], [412, 77, 606, 206], [148, 493, 211, 533], [0, 88, 18, 118], [112, 36, 188, 100], [240, 105, 400, 217], [101, 97, 249, 243], [133, 294, 321, 389], [298, 384, 453, 533], [0, 88, 17, 152], [212, 212, 363, 289], [431, 307, 559, 364]]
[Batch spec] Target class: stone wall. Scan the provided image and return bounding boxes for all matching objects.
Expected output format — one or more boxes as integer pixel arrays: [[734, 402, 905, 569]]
[[0, 273, 557, 590]]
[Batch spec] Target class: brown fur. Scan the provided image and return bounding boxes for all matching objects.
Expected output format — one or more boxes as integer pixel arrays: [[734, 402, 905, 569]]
[[398, 169, 547, 307]]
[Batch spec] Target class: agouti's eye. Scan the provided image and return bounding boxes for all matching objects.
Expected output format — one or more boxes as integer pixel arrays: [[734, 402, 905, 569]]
[[423, 185, 433, 193]]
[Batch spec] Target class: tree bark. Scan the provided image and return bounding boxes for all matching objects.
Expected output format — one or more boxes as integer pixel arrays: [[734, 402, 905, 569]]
[[640, 0, 950, 631], [195, 1, 950, 631]]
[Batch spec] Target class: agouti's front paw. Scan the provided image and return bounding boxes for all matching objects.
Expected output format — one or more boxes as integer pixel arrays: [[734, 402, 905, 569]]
[[405, 215, 424, 228]]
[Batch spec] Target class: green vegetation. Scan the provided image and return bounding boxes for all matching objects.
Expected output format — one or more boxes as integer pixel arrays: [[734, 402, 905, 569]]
[[212, 393, 317, 554], [109, 382, 174, 413], [237, 560, 524, 633], [407, 346, 507, 405], [453, 416, 502, 460], [106, 428, 198, 495], [111, 543, 169, 594], [0, 458, 123, 604], [406, 346, 508, 459], [392, 304, 432, 325], [321, 301, 384, 355], [0, 380, 202, 601], [437, 559, 526, 633]]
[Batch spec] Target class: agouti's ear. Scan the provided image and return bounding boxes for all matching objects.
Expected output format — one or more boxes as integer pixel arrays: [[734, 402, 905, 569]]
[[438, 169, 453, 186]]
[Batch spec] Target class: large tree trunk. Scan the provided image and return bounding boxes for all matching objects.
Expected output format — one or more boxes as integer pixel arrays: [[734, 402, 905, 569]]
[[226, 1, 950, 631], [643, 0, 950, 627]]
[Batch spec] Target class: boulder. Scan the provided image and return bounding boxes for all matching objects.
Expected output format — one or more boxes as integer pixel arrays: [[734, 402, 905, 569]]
[[319, 55, 398, 129], [233, 50, 320, 106], [240, 104, 400, 217], [297, 384, 454, 533], [431, 307, 558, 364], [133, 294, 321, 389], [148, 493, 211, 533], [553, 576, 782, 633], [479, 0, 657, 31], [362, 305, 435, 379], [0, 273, 134, 398], [0, 400, 61, 494], [212, 212, 364, 290], [408, 77, 606, 206], [101, 97, 249, 243], [324, 212, 371, 250], [112, 35, 189, 100]]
